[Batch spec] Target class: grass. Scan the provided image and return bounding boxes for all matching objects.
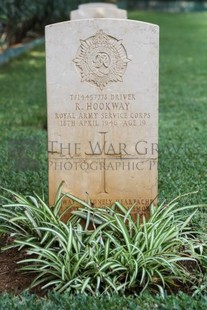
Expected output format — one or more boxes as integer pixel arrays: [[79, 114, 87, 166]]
[[0, 10, 207, 308], [129, 11, 207, 206], [1, 291, 207, 310], [0, 46, 48, 196]]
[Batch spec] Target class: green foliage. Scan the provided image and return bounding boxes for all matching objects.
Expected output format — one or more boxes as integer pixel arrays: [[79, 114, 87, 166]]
[[0, 0, 75, 47], [0, 185, 207, 295], [0, 183, 66, 243]]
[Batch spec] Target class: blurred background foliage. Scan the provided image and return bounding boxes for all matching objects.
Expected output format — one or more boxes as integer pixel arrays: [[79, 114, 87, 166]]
[[0, 0, 75, 48], [1, 0, 207, 48]]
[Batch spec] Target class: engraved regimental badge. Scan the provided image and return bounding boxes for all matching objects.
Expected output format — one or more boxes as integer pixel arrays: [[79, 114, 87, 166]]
[[73, 30, 130, 90]]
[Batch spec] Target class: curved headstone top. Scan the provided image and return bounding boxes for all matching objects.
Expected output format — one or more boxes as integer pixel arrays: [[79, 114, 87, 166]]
[[70, 2, 127, 20], [79, 3, 117, 9]]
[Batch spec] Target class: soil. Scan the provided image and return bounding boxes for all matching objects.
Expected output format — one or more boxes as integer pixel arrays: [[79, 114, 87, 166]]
[[0, 234, 198, 296], [0, 234, 40, 295]]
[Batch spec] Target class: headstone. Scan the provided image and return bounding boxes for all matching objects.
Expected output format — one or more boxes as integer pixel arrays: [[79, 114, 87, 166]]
[[70, 3, 127, 20], [79, 3, 117, 10], [46, 19, 159, 219]]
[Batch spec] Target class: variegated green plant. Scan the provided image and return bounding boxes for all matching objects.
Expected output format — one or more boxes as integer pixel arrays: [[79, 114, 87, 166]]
[[0, 182, 72, 248], [0, 184, 206, 295]]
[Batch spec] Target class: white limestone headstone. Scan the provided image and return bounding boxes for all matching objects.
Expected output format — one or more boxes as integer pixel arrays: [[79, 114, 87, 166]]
[[46, 19, 159, 219], [70, 3, 127, 20]]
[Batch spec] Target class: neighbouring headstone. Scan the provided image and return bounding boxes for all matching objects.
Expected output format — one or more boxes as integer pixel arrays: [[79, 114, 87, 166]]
[[70, 3, 127, 20], [46, 19, 159, 219]]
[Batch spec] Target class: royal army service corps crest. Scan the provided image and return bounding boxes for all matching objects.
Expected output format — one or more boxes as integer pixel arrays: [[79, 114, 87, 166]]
[[73, 30, 130, 90]]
